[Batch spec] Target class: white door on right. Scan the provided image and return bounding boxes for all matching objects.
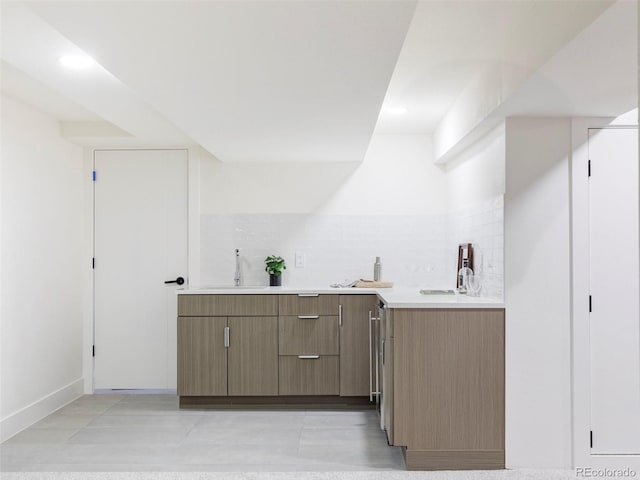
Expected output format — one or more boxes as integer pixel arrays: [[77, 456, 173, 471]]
[[589, 127, 640, 454]]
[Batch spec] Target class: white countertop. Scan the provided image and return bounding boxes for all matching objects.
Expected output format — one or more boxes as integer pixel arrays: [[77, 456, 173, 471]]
[[176, 286, 504, 309]]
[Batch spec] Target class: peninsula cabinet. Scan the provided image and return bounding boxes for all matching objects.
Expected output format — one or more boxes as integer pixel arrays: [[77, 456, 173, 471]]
[[384, 308, 505, 471]]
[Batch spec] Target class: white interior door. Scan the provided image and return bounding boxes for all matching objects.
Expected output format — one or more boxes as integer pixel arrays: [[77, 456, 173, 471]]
[[94, 149, 188, 389], [589, 127, 640, 454]]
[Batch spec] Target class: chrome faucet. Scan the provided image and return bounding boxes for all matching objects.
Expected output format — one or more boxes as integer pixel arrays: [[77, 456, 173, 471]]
[[234, 249, 241, 286]]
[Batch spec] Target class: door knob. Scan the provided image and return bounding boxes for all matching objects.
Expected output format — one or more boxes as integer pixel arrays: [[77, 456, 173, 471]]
[[164, 276, 185, 285]]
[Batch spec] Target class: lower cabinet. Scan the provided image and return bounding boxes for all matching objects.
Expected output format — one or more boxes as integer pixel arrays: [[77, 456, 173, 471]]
[[386, 308, 505, 470], [177, 315, 278, 396], [176, 295, 506, 470], [177, 316, 227, 396], [338, 295, 378, 397], [277, 294, 341, 395], [228, 316, 278, 396]]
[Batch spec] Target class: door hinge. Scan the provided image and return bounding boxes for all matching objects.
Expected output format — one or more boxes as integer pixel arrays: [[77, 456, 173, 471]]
[[92, 170, 97, 182], [92, 257, 95, 269], [588, 160, 591, 177], [92, 345, 95, 357], [589, 295, 592, 313], [590, 430, 593, 448]]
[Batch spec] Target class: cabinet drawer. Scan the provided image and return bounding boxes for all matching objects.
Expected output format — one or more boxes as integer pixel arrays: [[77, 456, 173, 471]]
[[279, 294, 339, 316], [178, 295, 278, 316], [279, 355, 339, 395], [279, 316, 339, 355]]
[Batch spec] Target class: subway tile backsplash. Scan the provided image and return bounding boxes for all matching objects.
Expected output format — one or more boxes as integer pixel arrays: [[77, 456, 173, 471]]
[[201, 197, 503, 298], [446, 195, 504, 299], [201, 213, 449, 289]]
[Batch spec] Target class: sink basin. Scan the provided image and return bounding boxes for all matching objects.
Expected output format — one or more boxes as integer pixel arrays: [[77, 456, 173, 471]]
[[201, 285, 269, 290]]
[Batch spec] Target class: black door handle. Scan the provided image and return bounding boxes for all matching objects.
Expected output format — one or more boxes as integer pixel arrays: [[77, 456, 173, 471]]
[[165, 276, 185, 285]]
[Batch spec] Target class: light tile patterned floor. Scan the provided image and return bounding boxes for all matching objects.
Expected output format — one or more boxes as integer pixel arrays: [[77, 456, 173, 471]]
[[1, 394, 404, 472]]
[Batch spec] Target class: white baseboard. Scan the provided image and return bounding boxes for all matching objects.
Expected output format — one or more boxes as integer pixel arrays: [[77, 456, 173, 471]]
[[0, 378, 84, 442]]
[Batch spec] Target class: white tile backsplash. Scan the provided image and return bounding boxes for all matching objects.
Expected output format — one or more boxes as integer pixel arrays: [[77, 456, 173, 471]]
[[201, 213, 449, 288], [200, 198, 504, 298], [446, 195, 504, 299]]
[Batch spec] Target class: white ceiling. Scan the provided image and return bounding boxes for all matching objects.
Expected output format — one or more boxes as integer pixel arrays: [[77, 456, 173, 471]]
[[375, 0, 616, 134], [1, 0, 635, 162]]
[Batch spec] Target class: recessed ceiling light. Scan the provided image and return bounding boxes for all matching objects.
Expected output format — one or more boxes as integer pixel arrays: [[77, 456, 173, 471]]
[[386, 106, 408, 115], [58, 54, 95, 70]]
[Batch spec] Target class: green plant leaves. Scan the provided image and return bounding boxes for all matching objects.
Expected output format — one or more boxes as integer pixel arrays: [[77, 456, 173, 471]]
[[265, 255, 286, 276]]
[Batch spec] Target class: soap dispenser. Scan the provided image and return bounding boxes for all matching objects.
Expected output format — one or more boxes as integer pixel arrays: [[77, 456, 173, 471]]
[[374, 257, 382, 281]]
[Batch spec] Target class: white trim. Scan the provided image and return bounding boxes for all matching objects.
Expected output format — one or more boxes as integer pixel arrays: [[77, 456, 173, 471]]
[[0, 378, 84, 442], [82, 147, 95, 394], [571, 117, 640, 470]]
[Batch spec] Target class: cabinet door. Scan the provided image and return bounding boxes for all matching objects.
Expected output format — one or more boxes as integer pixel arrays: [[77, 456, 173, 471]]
[[177, 316, 227, 396], [228, 317, 278, 396], [393, 308, 504, 450], [338, 295, 378, 396]]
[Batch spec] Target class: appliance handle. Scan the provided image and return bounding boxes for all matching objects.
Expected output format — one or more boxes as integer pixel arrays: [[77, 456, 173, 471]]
[[369, 310, 373, 401]]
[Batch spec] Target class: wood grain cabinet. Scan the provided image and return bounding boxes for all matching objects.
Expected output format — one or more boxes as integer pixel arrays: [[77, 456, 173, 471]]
[[177, 295, 278, 397], [177, 316, 227, 396], [278, 294, 340, 395], [338, 295, 378, 397], [385, 308, 505, 470]]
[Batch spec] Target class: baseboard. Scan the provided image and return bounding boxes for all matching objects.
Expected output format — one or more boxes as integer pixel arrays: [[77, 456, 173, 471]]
[[180, 395, 374, 409], [404, 449, 505, 470], [0, 378, 84, 442]]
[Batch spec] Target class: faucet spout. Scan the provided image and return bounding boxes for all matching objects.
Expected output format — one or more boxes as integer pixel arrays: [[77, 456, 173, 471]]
[[234, 249, 241, 286]]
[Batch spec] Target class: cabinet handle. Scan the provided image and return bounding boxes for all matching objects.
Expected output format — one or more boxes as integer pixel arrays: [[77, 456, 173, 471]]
[[369, 311, 380, 401], [297, 293, 319, 297], [298, 315, 319, 319], [339, 304, 342, 327], [369, 310, 373, 401], [298, 355, 320, 359], [224, 326, 230, 348]]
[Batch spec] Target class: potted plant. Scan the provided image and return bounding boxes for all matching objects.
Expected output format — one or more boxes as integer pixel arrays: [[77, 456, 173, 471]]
[[265, 255, 286, 286]]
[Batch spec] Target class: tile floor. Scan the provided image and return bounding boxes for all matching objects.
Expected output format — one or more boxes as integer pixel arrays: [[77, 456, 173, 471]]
[[1, 394, 404, 472]]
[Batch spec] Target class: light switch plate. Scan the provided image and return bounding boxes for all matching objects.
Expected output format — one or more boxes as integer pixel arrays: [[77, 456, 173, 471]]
[[295, 252, 306, 268]]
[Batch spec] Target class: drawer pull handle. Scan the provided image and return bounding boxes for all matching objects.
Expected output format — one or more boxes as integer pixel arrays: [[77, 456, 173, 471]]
[[298, 315, 319, 319], [298, 355, 320, 359], [297, 293, 319, 297]]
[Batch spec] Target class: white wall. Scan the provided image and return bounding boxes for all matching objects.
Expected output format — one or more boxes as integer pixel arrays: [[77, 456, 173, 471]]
[[199, 134, 451, 288], [200, 133, 446, 216], [0, 95, 84, 440], [445, 123, 505, 298], [504, 117, 573, 468]]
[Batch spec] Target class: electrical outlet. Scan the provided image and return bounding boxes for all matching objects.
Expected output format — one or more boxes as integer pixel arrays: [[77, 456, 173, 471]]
[[295, 252, 306, 268]]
